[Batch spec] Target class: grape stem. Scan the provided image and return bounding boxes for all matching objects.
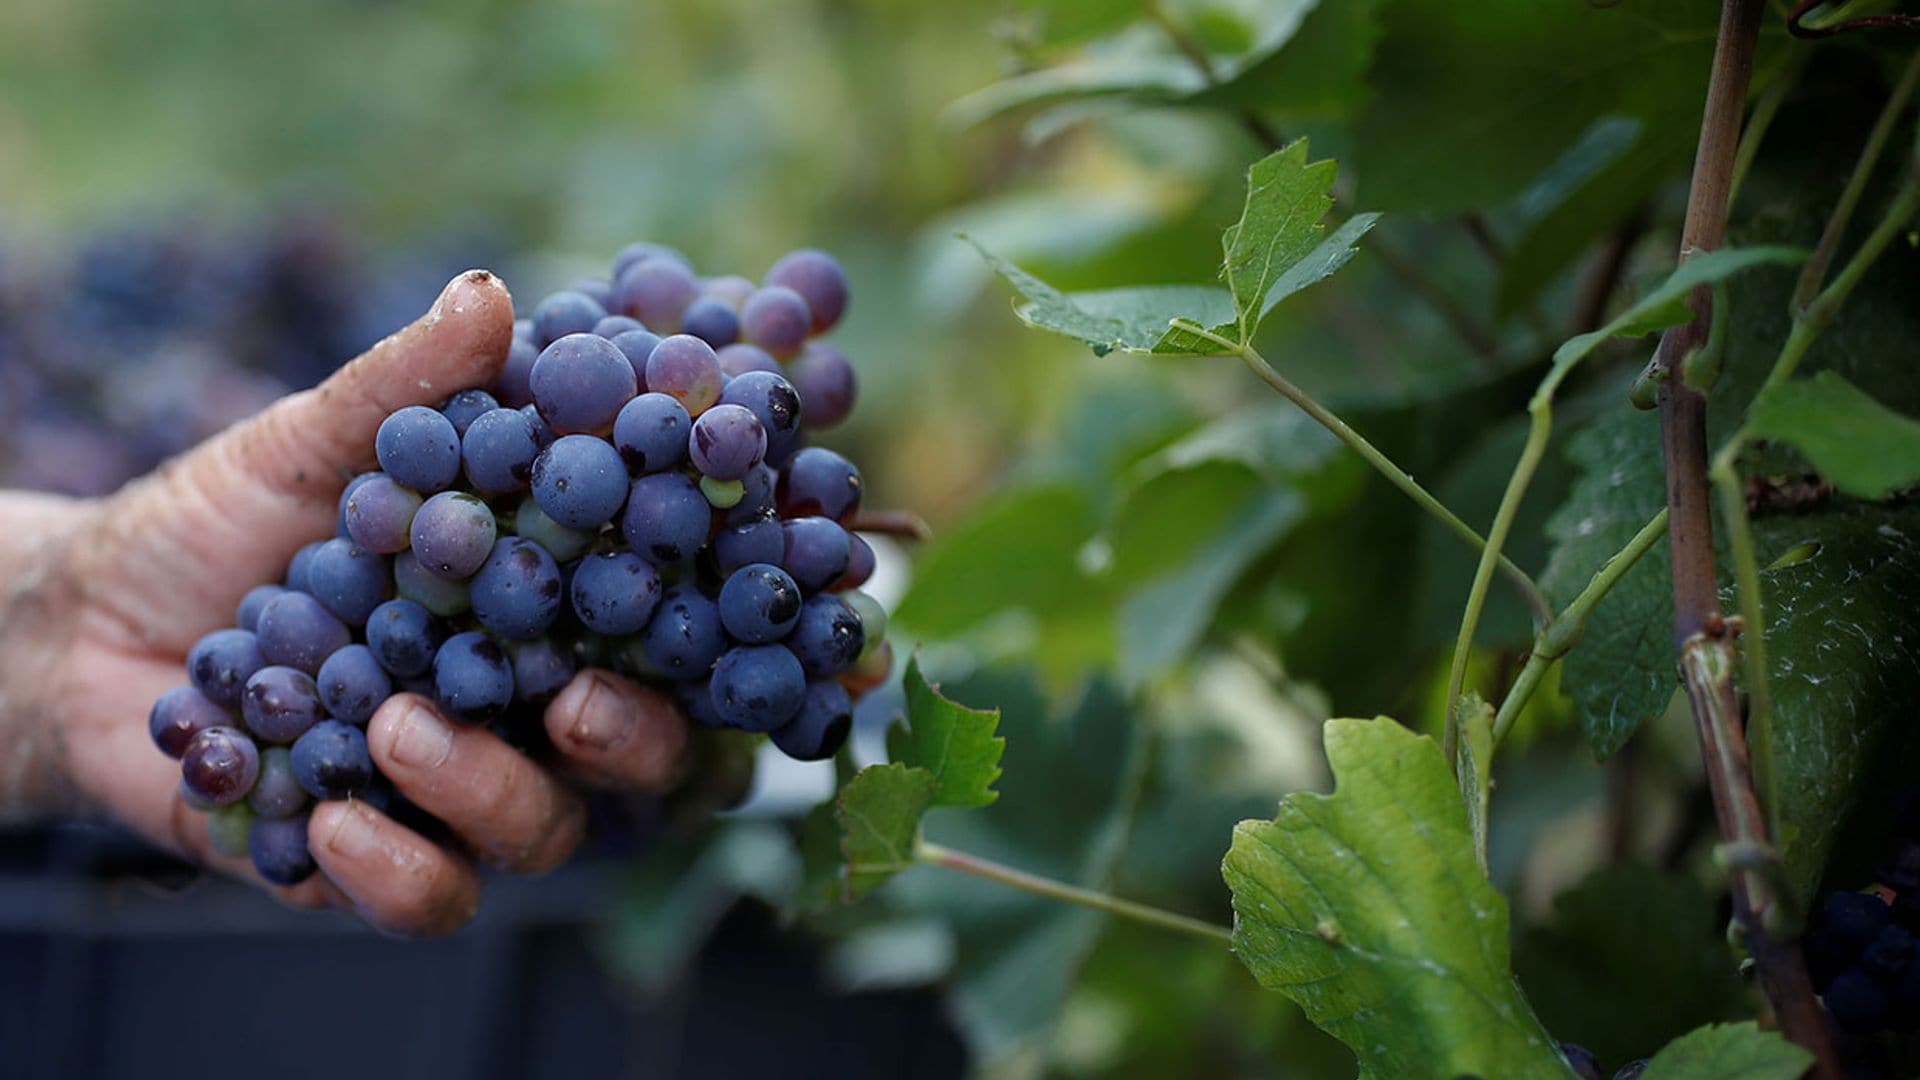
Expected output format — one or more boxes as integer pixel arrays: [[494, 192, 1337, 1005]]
[[846, 509, 933, 541], [916, 840, 1233, 945], [1491, 509, 1670, 745], [1171, 322, 1553, 636], [1653, 0, 1836, 1070]]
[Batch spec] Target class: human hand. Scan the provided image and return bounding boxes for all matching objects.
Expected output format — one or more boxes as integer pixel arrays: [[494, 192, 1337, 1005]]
[[1, 271, 688, 934]]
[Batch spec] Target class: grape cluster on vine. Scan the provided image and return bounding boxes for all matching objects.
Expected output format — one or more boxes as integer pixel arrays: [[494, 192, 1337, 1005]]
[[149, 241, 889, 887]]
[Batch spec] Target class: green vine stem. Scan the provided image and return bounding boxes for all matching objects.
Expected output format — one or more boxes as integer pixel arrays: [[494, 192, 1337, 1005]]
[[1171, 321, 1553, 630], [1491, 509, 1672, 744], [917, 841, 1234, 945], [1729, 47, 1806, 206], [1793, 49, 1920, 313]]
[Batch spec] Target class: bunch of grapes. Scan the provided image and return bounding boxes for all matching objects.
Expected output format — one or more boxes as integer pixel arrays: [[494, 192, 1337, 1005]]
[[148, 242, 890, 887], [1802, 788, 1920, 1073]]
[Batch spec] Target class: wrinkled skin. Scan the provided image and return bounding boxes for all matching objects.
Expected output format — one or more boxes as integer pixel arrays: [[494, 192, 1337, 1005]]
[[0, 271, 687, 935]]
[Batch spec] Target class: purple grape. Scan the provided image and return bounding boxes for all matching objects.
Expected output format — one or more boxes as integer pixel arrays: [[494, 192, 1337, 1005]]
[[249, 814, 316, 885], [393, 550, 471, 616], [307, 539, 392, 626], [726, 464, 777, 525], [609, 329, 664, 388], [570, 551, 663, 636], [235, 584, 286, 632], [688, 403, 767, 481], [410, 491, 497, 580], [291, 719, 374, 799], [182, 726, 261, 807], [375, 406, 461, 494], [613, 391, 691, 472], [365, 598, 444, 679], [531, 434, 629, 529], [150, 686, 231, 759], [188, 628, 266, 708], [530, 333, 637, 436], [438, 388, 499, 436], [771, 681, 852, 761], [248, 746, 308, 819], [594, 314, 647, 338], [739, 286, 811, 360], [787, 593, 865, 677], [611, 241, 692, 280], [514, 317, 534, 341], [716, 343, 781, 378], [680, 296, 740, 347], [569, 279, 616, 310], [520, 403, 557, 448], [718, 563, 802, 644], [433, 631, 515, 724], [644, 334, 724, 416], [779, 447, 863, 522], [714, 513, 787, 575], [470, 537, 564, 640], [718, 370, 802, 459], [622, 471, 711, 564], [642, 584, 727, 679], [497, 336, 539, 408], [701, 274, 755, 308], [835, 532, 875, 591], [788, 342, 857, 429], [461, 406, 542, 495], [782, 516, 852, 593], [343, 474, 422, 554], [677, 679, 728, 729], [614, 258, 699, 332], [254, 591, 350, 675], [242, 665, 327, 744], [284, 540, 325, 592], [316, 644, 393, 725], [764, 249, 849, 333], [509, 637, 576, 706], [531, 289, 609, 347], [335, 472, 378, 537], [709, 644, 806, 732]]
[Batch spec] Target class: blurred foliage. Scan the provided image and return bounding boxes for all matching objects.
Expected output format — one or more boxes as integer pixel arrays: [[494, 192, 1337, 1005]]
[[13, 0, 1920, 1075]]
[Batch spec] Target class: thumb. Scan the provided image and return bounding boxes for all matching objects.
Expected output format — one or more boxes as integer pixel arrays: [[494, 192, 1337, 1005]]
[[231, 268, 515, 497], [79, 271, 514, 650]]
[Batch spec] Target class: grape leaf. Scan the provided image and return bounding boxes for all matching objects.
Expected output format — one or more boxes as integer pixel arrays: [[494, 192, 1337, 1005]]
[[947, 1, 1319, 128], [1639, 1021, 1811, 1080], [1221, 717, 1566, 1078], [891, 482, 1113, 681], [1550, 247, 1805, 376], [897, 655, 1006, 809], [967, 142, 1376, 356], [1752, 505, 1920, 900], [1746, 370, 1920, 499], [1354, 0, 1735, 213], [837, 763, 937, 900]]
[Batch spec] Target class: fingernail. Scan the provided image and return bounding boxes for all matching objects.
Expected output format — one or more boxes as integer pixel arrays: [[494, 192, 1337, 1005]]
[[324, 803, 380, 860], [390, 703, 453, 769], [571, 675, 637, 750]]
